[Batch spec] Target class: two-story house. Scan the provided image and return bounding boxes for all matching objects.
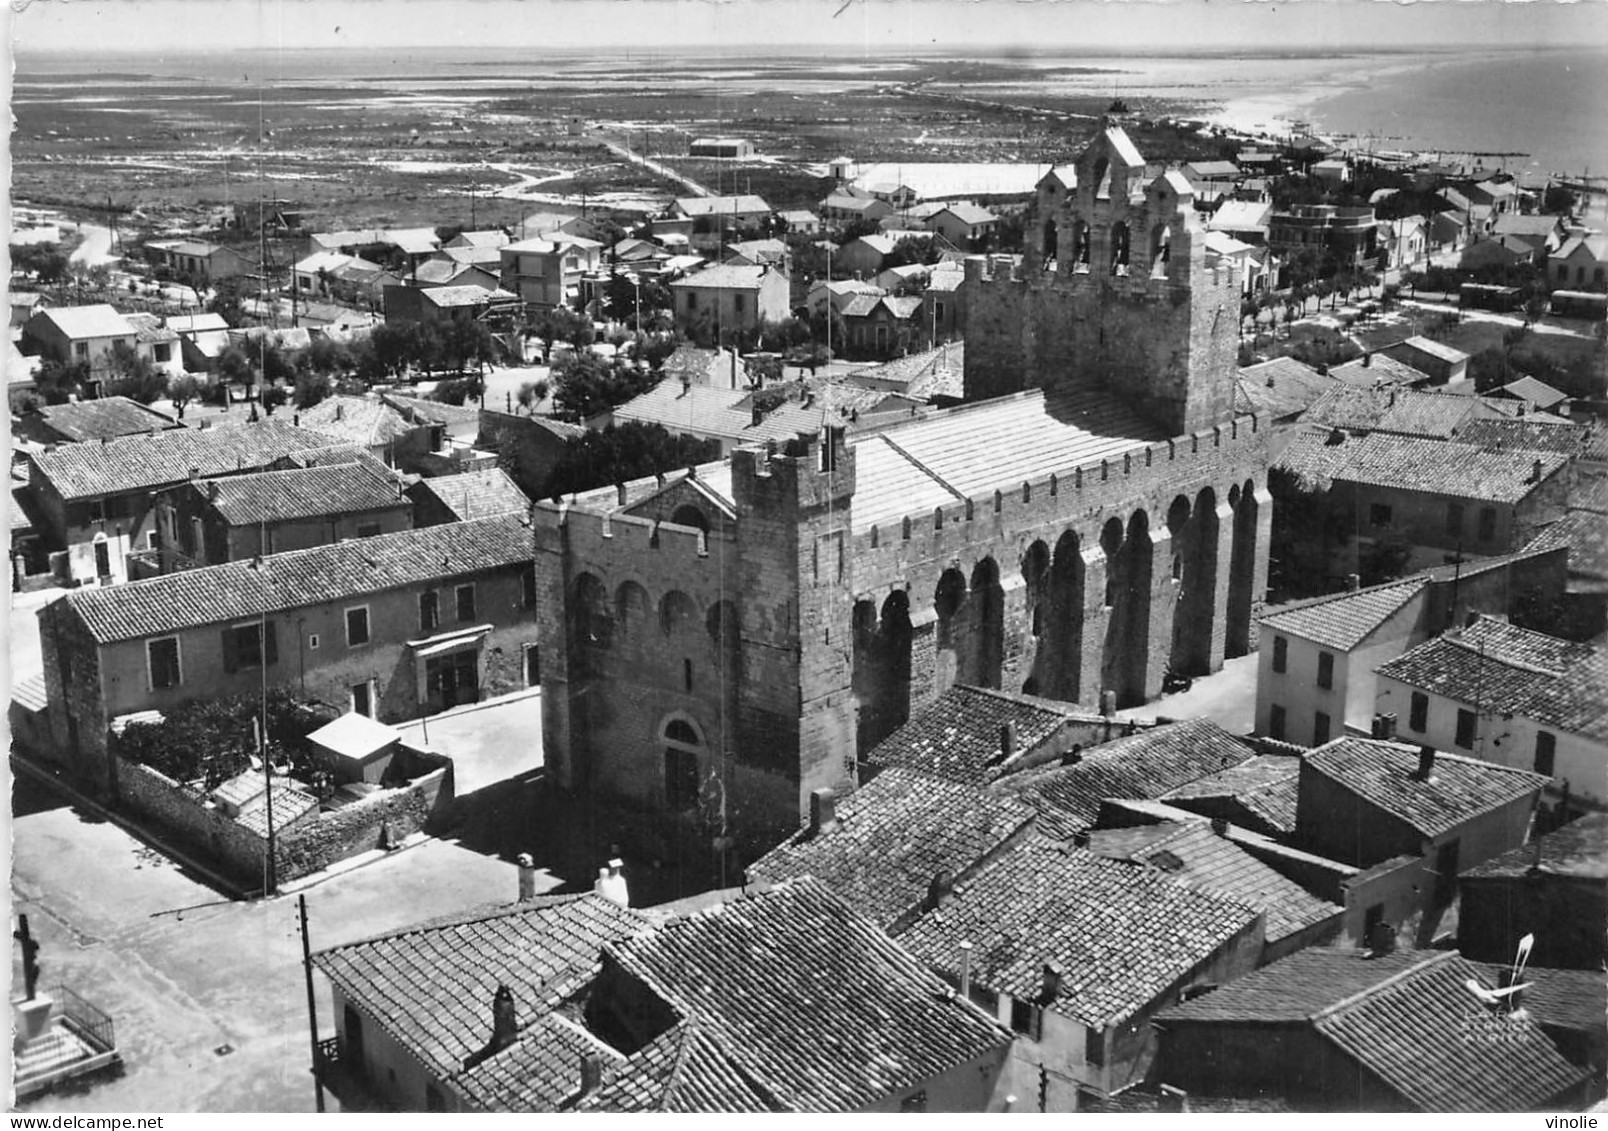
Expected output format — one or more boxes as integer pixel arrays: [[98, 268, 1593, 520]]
[[1374, 616, 1607, 815], [668, 264, 790, 341], [498, 234, 604, 309], [36, 512, 539, 791], [20, 305, 138, 380]]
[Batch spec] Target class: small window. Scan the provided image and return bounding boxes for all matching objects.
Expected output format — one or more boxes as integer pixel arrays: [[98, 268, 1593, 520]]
[[346, 606, 371, 647], [147, 636, 182, 690], [1317, 650, 1334, 690], [1445, 502, 1464, 537], [1477, 507, 1497, 543], [456, 584, 476, 623], [74, 341, 89, 358], [1314, 711, 1331, 746], [1370, 503, 1393, 528], [1272, 635, 1288, 674], [1409, 691, 1429, 732], [308, 632, 320, 651], [733, 293, 746, 315], [420, 591, 440, 633], [1535, 731, 1556, 776], [356, 522, 382, 538], [1455, 708, 1477, 749], [1269, 703, 1286, 742], [1085, 1026, 1106, 1068], [683, 658, 693, 693]]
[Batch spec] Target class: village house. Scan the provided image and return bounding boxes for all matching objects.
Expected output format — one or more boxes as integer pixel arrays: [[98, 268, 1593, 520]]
[[1203, 231, 1273, 296], [897, 838, 1264, 1108], [405, 259, 501, 292], [1292, 737, 1547, 943], [687, 136, 753, 158], [820, 189, 894, 227], [1326, 352, 1436, 389], [1155, 755, 1300, 840], [777, 209, 821, 236], [807, 277, 883, 316], [1182, 159, 1242, 203], [668, 263, 790, 340], [848, 163, 1045, 206], [609, 376, 874, 455], [1274, 427, 1570, 576], [23, 419, 340, 587], [1235, 357, 1340, 428], [925, 204, 999, 248], [670, 194, 773, 250], [443, 230, 510, 253], [406, 464, 531, 528], [1374, 216, 1427, 270], [834, 232, 932, 279], [838, 293, 927, 360], [1310, 159, 1351, 188], [1549, 233, 1608, 290], [1458, 812, 1607, 971], [152, 458, 413, 572], [36, 512, 540, 791], [14, 397, 182, 447], [313, 878, 1014, 1112], [124, 313, 184, 378], [21, 304, 138, 380], [1298, 384, 1514, 440], [1206, 200, 1273, 246], [1151, 946, 1591, 1112], [1464, 178, 1519, 215], [162, 311, 232, 374], [498, 234, 603, 309], [292, 251, 402, 308], [382, 283, 520, 326], [1374, 616, 1607, 813], [1254, 544, 1566, 746], [143, 239, 254, 285], [295, 395, 423, 467], [721, 238, 789, 269], [1493, 374, 1572, 415]]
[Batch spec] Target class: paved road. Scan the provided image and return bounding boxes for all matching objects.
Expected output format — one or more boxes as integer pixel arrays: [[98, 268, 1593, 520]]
[[594, 134, 712, 198]]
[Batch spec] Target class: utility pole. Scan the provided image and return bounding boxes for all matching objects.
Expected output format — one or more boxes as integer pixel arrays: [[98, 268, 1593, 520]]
[[299, 894, 327, 1112]]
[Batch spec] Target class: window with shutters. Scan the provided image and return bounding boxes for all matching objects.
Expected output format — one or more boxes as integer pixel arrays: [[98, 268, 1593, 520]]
[[147, 637, 181, 690], [1455, 708, 1476, 749], [1535, 731, 1556, 776], [456, 584, 477, 623], [1317, 651, 1334, 690], [1446, 502, 1464, 537], [1269, 704, 1286, 742], [1314, 711, 1331, 746], [420, 591, 440, 633], [521, 564, 537, 609], [222, 622, 277, 673], [1477, 507, 1497, 543], [346, 606, 371, 647], [1272, 635, 1288, 674], [1409, 691, 1429, 732]]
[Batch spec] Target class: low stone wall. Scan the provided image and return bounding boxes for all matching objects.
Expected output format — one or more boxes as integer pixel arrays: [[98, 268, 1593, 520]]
[[114, 757, 266, 883], [276, 762, 452, 881]]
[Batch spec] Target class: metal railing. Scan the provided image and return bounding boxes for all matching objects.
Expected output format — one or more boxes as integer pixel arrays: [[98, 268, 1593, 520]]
[[53, 983, 116, 1053], [315, 1035, 342, 1074]]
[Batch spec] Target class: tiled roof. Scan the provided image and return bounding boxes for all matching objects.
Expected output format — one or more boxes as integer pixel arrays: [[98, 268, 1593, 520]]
[[1298, 384, 1485, 439], [1160, 754, 1302, 835], [196, 460, 405, 525], [604, 877, 1012, 1111], [1457, 417, 1587, 455], [864, 684, 1085, 784], [998, 718, 1256, 838], [574, 1019, 782, 1112], [746, 767, 1036, 928], [1301, 737, 1549, 839], [1314, 952, 1589, 1112], [838, 293, 882, 318], [1375, 618, 1607, 741], [32, 304, 134, 340], [1328, 353, 1430, 387], [124, 312, 180, 345], [1475, 965, 1608, 1034], [450, 1013, 623, 1112], [1274, 427, 1568, 502], [233, 782, 318, 837], [1156, 946, 1439, 1023], [898, 840, 1260, 1028], [669, 264, 772, 291], [381, 393, 483, 428], [297, 395, 417, 448], [28, 396, 180, 443], [1391, 335, 1469, 365], [1085, 821, 1339, 944], [30, 420, 342, 500], [1523, 509, 1608, 581], [446, 230, 510, 249], [411, 259, 489, 286], [312, 893, 650, 1086], [408, 467, 531, 521], [1258, 578, 1427, 651], [1463, 811, 1607, 881], [64, 512, 533, 643], [934, 203, 997, 224], [422, 284, 517, 308], [1553, 233, 1608, 262], [1497, 375, 1570, 409], [673, 194, 771, 217]]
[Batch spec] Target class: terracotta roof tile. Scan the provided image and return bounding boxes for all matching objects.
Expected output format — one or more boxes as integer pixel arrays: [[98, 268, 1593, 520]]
[[450, 1013, 623, 1112], [864, 685, 1086, 785], [63, 512, 532, 643], [27, 396, 180, 443], [575, 1020, 782, 1112], [746, 767, 1035, 928], [195, 460, 406, 525], [312, 893, 651, 1085], [898, 839, 1260, 1028], [1258, 578, 1427, 651], [407, 467, 531, 521], [1085, 821, 1339, 944], [604, 877, 1012, 1111], [1157, 946, 1437, 1023], [1457, 417, 1589, 455], [1463, 811, 1608, 881], [1275, 428, 1568, 503], [998, 718, 1255, 837], [1160, 754, 1302, 835], [1301, 737, 1549, 840]]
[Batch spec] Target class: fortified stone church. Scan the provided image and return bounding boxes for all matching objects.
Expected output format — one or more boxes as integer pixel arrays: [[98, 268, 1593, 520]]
[[532, 125, 1273, 853]]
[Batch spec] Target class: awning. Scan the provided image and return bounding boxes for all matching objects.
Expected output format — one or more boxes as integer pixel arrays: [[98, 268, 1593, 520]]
[[409, 623, 492, 660]]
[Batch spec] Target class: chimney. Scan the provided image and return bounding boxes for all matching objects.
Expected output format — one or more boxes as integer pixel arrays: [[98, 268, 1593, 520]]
[[1100, 689, 1117, 718], [517, 853, 537, 902], [1060, 743, 1083, 767], [462, 984, 519, 1069], [576, 1051, 605, 1101], [1530, 458, 1544, 483], [1382, 712, 1397, 740], [1346, 573, 1360, 592], [679, 373, 691, 397], [1158, 1085, 1190, 1114], [293, 413, 300, 426], [1071, 829, 1090, 849], [809, 788, 838, 836], [1210, 816, 1229, 837], [959, 941, 974, 999], [207, 480, 220, 500], [335, 402, 345, 421], [999, 721, 1017, 764], [1366, 919, 1397, 956], [615, 482, 628, 506], [1362, 352, 1371, 368], [925, 868, 953, 911], [594, 858, 629, 907], [1039, 962, 1064, 1005], [1414, 745, 1436, 782]]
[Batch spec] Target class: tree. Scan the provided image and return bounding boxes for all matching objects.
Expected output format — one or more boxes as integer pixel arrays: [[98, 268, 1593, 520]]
[[305, 335, 352, 377], [368, 322, 415, 380], [528, 305, 595, 363], [550, 351, 656, 422], [1402, 270, 1424, 299], [260, 384, 288, 413], [33, 357, 91, 406], [433, 373, 485, 406], [215, 344, 255, 390], [168, 374, 205, 419], [1469, 346, 1513, 393], [541, 423, 723, 499], [207, 276, 247, 326], [102, 342, 167, 404], [1522, 294, 1549, 327], [516, 380, 550, 413], [293, 369, 333, 409], [444, 317, 494, 375]]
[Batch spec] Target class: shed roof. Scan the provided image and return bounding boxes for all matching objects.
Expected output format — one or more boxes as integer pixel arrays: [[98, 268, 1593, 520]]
[[308, 711, 400, 761], [31, 304, 134, 340]]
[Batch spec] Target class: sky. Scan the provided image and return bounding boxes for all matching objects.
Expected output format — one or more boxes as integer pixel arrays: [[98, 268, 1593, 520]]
[[8, 0, 1608, 55]]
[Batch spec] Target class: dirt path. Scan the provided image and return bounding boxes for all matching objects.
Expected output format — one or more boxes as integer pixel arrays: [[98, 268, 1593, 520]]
[[68, 221, 120, 267], [594, 134, 712, 198]]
